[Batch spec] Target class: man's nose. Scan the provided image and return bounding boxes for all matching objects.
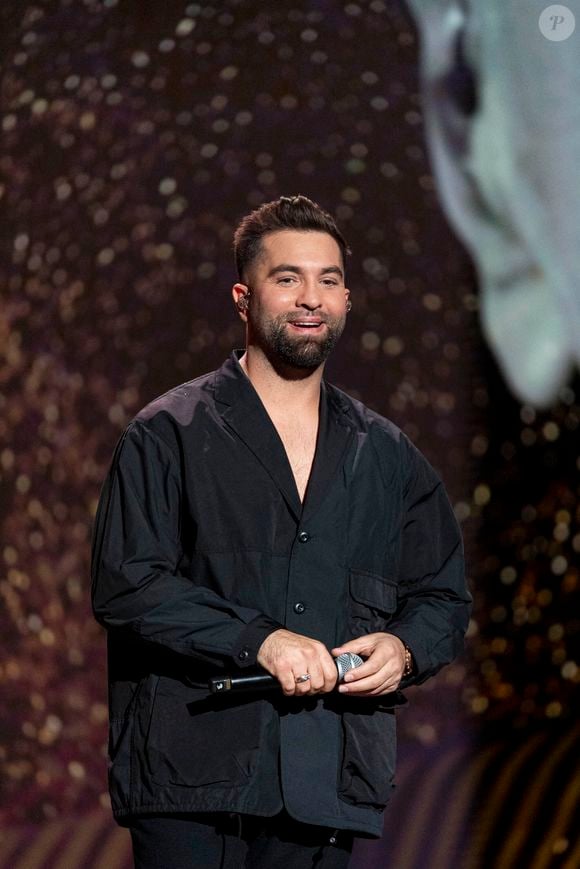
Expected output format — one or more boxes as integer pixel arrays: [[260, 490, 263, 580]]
[[295, 280, 322, 308]]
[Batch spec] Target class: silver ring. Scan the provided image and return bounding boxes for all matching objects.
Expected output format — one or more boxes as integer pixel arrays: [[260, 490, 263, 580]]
[[295, 673, 311, 684]]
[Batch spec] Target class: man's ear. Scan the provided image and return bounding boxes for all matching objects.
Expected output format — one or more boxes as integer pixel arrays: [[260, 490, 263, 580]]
[[232, 283, 251, 320], [345, 288, 351, 312]]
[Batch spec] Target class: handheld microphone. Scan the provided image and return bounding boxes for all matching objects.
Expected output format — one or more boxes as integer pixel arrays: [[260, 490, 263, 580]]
[[208, 651, 364, 694]]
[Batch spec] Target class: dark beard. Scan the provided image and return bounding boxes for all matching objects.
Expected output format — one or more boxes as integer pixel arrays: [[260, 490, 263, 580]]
[[262, 314, 345, 370]]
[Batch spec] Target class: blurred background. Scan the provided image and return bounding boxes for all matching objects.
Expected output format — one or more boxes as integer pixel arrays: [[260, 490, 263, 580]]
[[0, 1, 578, 867]]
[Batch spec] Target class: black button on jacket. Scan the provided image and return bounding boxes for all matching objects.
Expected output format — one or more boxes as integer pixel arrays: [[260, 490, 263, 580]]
[[91, 350, 471, 835]]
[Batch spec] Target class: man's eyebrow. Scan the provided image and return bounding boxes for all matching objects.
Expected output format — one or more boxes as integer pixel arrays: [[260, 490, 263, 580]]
[[267, 264, 344, 280]]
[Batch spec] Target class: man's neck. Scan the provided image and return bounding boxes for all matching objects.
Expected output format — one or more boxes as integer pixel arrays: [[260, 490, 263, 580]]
[[238, 347, 323, 416]]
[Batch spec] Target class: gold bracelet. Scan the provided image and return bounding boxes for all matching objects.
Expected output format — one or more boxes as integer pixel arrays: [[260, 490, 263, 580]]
[[403, 643, 413, 677]]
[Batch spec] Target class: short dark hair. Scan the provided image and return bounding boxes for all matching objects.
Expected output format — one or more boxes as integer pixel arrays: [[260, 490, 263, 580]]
[[233, 195, 351, 282]]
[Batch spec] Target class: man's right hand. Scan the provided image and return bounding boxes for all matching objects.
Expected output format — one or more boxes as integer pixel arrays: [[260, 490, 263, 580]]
[[257, 629, 338, 696]]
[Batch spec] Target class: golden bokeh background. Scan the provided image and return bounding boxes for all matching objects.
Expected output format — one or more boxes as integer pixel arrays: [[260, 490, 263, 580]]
[[1, 2, 578, 866]]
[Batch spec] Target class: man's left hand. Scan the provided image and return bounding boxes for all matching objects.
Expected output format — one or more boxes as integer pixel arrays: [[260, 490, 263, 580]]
[[331, 633, 407, 696]]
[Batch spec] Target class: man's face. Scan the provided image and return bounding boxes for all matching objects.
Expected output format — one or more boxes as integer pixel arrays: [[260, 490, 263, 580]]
[[238, 230, 350, 371]]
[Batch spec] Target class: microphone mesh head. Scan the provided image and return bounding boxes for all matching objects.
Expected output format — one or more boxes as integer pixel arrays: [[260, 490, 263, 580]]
[[336, 651, 364, 681]]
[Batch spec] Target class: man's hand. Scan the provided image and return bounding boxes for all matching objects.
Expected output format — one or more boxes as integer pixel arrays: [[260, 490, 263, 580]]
[[331, 633, 407, 696], [257, 629, 338, 696]]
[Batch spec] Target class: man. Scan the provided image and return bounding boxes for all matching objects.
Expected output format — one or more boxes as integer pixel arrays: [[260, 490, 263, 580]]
[[91, 194, 471, 868]]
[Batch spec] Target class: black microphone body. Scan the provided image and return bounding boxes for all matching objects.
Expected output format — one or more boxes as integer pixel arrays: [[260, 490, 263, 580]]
[[208, 652, 364, 694]]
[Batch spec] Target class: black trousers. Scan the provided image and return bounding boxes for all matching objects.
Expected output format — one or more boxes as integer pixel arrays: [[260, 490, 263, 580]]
[[128, 810, 354, 869]]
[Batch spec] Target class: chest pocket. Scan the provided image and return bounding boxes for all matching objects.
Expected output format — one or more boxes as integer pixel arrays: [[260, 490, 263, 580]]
[[348, 568, 398, 636]]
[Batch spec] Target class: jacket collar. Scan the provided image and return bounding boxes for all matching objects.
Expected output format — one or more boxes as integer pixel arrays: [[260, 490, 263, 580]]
[[214, 350, 355, 523]]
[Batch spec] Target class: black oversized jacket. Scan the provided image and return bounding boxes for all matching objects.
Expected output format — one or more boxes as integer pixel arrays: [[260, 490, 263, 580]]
[[91, 350, 471, 836]]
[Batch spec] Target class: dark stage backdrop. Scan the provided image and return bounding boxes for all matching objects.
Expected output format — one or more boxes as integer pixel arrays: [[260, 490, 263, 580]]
[[1, 2, 578, 866]]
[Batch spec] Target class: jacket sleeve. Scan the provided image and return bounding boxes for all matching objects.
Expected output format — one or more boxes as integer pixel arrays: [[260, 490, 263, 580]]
[[387, 435, 472, 686], [91, 421, 282, 667]]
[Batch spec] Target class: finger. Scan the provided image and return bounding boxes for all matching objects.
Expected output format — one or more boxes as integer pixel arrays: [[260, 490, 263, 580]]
[[331, 641, 370, 658], [341, 657, 384, 682], [362, 674, 402, 695], [322, 657, 339, 692], [278, 668, 298, 696], [345, 674, 402, 695], [340, 674, 384, 694], [304, 648, 338, 693], [346, 676, 392, 695], [295, 657, 324, 694], [339, 669, 393, 694], [342, 645, 396, 682], [296, 681, 312, 696], [292, 671, 312, 695], [300, 648, 325, 692], [305, 663, 325, 694], [308, 673, 325, 694], [349, 682, 397, 697], [312, 651, 338, 693]]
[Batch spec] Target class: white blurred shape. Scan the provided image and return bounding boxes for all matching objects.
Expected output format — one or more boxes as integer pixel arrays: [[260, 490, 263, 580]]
[[407, 0, 580, 407]]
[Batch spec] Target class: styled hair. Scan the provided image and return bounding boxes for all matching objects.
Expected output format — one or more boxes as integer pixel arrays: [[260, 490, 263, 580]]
[[233, 195, 351, 282]]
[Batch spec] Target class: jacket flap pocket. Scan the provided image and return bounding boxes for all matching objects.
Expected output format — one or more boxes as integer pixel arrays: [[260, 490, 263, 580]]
[[349, 569, 397, 612]]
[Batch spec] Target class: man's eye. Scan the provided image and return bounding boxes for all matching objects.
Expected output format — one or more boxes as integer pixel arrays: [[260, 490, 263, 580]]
[[322, 280, 339, 286], [277, 277, 296, 284]]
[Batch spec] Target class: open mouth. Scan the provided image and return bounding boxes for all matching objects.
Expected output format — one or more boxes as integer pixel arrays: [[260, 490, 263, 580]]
[[288, 320, 325, 332]]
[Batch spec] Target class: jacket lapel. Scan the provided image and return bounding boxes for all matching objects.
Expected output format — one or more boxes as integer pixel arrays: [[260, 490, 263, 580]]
[[214, 351, 303, 522], [213, 351, 356, 524]]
